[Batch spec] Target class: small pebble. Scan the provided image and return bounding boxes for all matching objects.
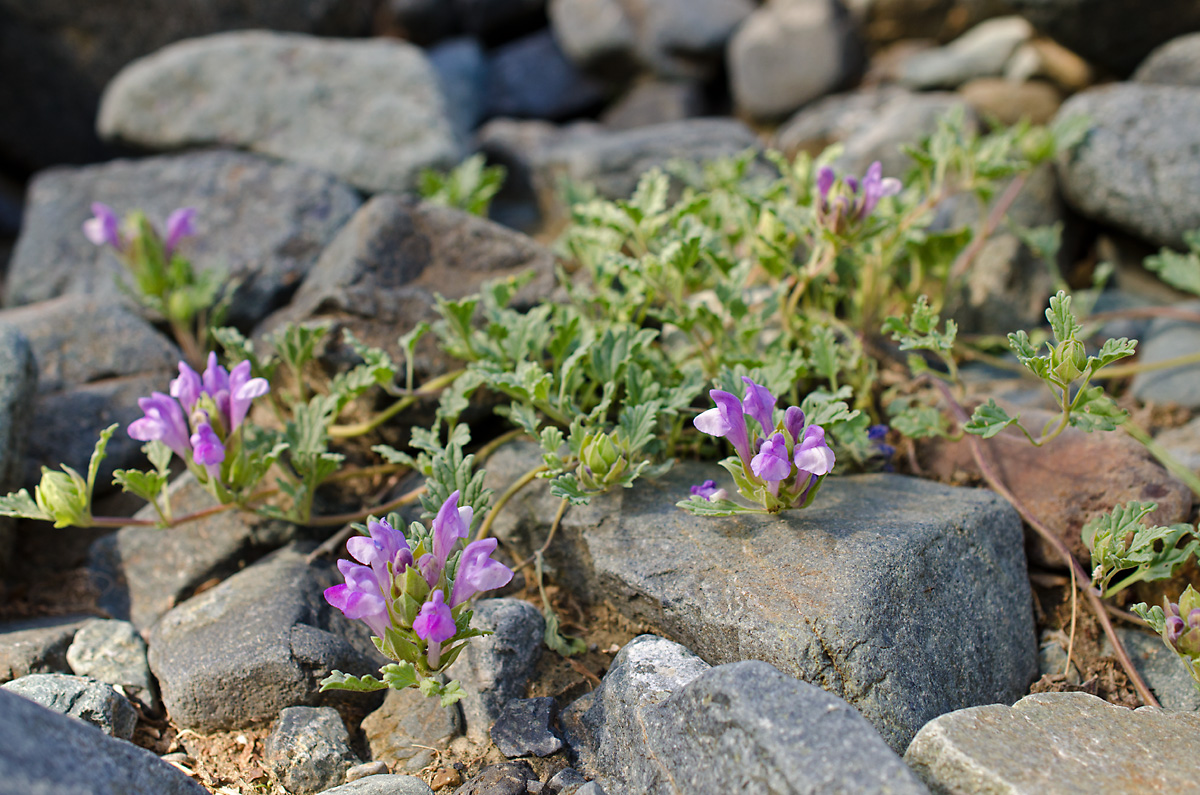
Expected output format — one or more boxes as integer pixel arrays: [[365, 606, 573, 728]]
[[546, 768, 586, 795], [346, 761, 390, 782], [430, 766, 461, 790]]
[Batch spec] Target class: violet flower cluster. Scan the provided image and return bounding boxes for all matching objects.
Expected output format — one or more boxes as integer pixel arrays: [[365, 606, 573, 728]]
[[324, 490, 513, 685], [128, 353, 269, 496], [84, 202, 197, 258], [815, 161, 901, 234], [685, 377, 835, 513]]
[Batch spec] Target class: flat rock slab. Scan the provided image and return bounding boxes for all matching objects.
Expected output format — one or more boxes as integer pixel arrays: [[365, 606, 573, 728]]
[[566, 635, 927, 795], [0, 688, 207, 794], [5, 150, 361, 329], [98, 31, 461, 194], [148, 543, 384, 732], [904, 691, 1200, 793], [1056, 83, 1200, 248], [488, 446, 1037, 751]]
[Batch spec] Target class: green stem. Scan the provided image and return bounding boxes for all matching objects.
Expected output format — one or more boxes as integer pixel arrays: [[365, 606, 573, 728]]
[[1092, 350, 1200, 380], [1103, 569, 1148, 600], [474, 465, 548, 542], [328, 369, 465, 438], [1122, 422, 1200, 499]]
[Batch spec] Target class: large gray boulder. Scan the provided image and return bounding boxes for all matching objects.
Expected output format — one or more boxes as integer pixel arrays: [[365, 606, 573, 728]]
[[0, 324, 36, 573], [98, 32, 462, 194], [1056, 84, 1200, 249], [5, 150, 361, 329], [0, 688, 207, 794], [487, 446, 1038, 751]]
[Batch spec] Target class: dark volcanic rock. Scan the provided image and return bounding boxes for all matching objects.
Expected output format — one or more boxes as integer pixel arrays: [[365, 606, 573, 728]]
[[490, 697, 563, 758], [147, 543, 384, 731], [0, 615, 89, 683]]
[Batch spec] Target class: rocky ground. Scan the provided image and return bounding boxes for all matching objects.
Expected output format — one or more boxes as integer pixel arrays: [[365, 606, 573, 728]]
[[4, 1, 1200, 793]]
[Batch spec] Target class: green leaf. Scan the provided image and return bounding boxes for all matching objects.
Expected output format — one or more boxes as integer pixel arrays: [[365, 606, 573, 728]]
[[0, 489, 50, 521], [544, 608, 587, 657], [372, 444, 417, 468], [883, 295, 957, 355], [87, 424, 119, 497], [319, 670, 389, 692], [1131, 602, 1167, 635], [888, 401, 952, 440], [675, 496, 758, 516], [1045, 290, 1080, 345], [381, 662, 420, 691], [1144, 244, 1200, 296], [112, 469, 169, 504], [1068, 386, 1127, 433], [1084, 501, 1197, 596], [145, 440, 173, 476], [964, 399, 1018, 438], [549, 473, 592, 505], [1090, 337, 1137, 371]]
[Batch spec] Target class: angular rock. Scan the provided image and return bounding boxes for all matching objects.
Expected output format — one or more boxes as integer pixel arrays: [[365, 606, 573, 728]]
[[98, 32, 461, 194], [485, 30, 609, 120], [959, 76, 1062, 124], [728, 0, 861, 121], [569, 637, 927, 794], [1056, 83, 1200, 249], [265, 706, 359, 794], [491, 697, 563, 758], [897, 16, 1033, 89], [1112, 628, 1200, 712], [1131, 300, 1200, 409], [0, 296, 179, 491], [429, 37, 489, 138], [487, 446, 1037, 751], [449, 598, 544, 743], [0, 324, 36, 572], [455, 761, 537, 795], [1006, 0, 1200, 77], [600, 79, 708, 130], [147, 543, 384, 732], [0, 615, 89, 683], [362, 684, 463, 772], [1135, 32, 1200, 86], [89, 473, 298, 633], [905, 692, 1200, 792], [5, 150, 361, 329], [66, 619, 157, 712], [548, 0, 637, 75], [303, 774, 434, 794], [0, 688, 207, 794], [257, 195, 557, 384], [546, 768, 587, 794], [2, 673, 137, 739], [922, 406, 1192, 567], [0, 0, 373, 174]]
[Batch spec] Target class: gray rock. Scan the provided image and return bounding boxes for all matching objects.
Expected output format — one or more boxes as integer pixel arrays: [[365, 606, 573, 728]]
[[632, 0, 757, 79], [1056, 84, 1200, 249], [2, 673, 138, 740], [491, 697, 563, 758], [265, 706, 359, 794], [147, 543, 384, 732], [314, 774, 434, 795], [346, 761, 390, 781], [257, 195, 557, 386], [548, 0, 637, 75], [905, 692, 1200, 792], [5, 150, 361, 329], [1130, 300, 1200, 408], [1037, 629, 1081, 686], [728, 0, 861, 121], [66, 619, 157, 712], [89, 473, 299, 633], [570, 638, 927, 794], [1135, 32, 1200, 86], [98, 32, 462, 194], [546, 768, 587, 794], [0, 0, 373, 174], [487, 447, 1037, 752], [362, 685, 463, 772], [1153, 416, 1200, 474], [486, 30, 609, 121], [0, 324, 35, 573], [571, 785, 605, 795], [0, 688, 207, 794], [0, 296, 180, 492], [449, 598, 544, 743], [455, 761, 536, 795], [600, 79, 708, 130], [0, 616, 89, 684], [1006, 0, 1200, 77], [429, 38, 489, 138], [1112, 628, 1200, 712], [897, 16, 1032, 89]]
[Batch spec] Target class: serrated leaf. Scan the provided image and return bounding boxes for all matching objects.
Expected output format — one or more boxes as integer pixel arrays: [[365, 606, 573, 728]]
[[87, 424, 118, 497], [964, 399, 1018, 438], [1144, 245, 1200, 296], [0, 489, 50, 521], [1068, 387, 1127, 432], [1084, 501, 1197, 596], [888, 402, 952, 440], [675, 496, 758, 516], [372, 444, 417, 468], [1045, 290, 1080, 345], [549, 473, 592, 506], [112, 469, 169, 503], [381, 662, 420, 691], [1090, 337, 1137, 370], [319, 670, 389, 692]]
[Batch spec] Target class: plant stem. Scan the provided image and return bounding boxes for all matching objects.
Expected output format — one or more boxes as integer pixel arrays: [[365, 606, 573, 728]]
[[1120, 421, 1200, 499], [516, 497, 570, 572], [948, 172, 1028, 284], [1092, 349, 1200, 380], [327, 369, 465, 438], [474, 465, 548, 542], [930, 379, 1160, 707]]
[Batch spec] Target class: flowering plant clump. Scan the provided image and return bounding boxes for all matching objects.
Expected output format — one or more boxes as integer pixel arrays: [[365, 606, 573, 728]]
[[680, 377, 835, 515], [1134, 586, 1200, 692], [814, 161, 902, 234], [320, 490, 513, 704]]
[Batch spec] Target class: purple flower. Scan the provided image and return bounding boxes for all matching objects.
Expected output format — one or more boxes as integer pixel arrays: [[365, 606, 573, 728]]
[[414, 589, 457, 666], [82, 203, 122, 249], [128, 392, 191, 459], [1168, 615, 1186, 645], [694, 390, 753, 464], [325, 559, 389, 639], [450, 538, 513, 608], [816, 167, 835, 203], [170, 361, 204, 413], [423, 490, 473, 587], [794, 425, 836, 478], [348, 517, 414, 590], [190, 417, 225, 482], [751, 432, 793, 485], [784, 407, 805, 445], [201, 353, 232, 426], [690, 480, 728, 501], [228, 360, 269, 431], [1190, 609, 1200, 629], [858, 161, 902, 218], [164, 207, 197, 256], [741, 377, 777, 437]]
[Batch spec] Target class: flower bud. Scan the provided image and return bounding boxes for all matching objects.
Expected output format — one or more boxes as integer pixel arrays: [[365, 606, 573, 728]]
[[34, 469, 89, 528], [578, 432, 628, 490], [1051, 338, 1088, 383]]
